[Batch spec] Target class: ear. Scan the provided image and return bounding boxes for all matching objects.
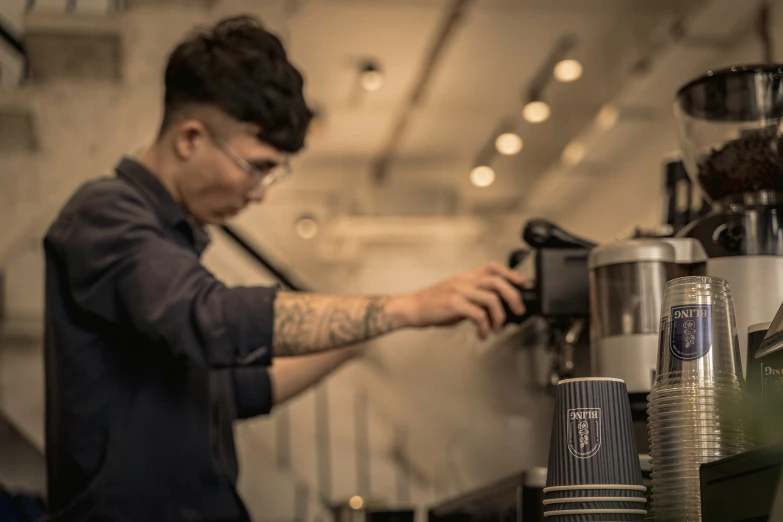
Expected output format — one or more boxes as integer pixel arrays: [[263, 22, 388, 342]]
[[172, 120, 208, 160]]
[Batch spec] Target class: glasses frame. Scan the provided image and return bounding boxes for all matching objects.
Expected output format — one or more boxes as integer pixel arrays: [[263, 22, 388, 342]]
[[203, 123, 292, 190], [219, 143, 292, 190]]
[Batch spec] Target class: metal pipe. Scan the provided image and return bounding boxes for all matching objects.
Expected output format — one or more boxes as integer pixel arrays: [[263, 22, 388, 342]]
[[0, 19, 24, 55], [217, 225, 311, 292], [294, 481, 309, 522], [276, 407, 292, 470], [0, 270, 5, 325], [315, 384, 333, 501], [354, 388, 371, 497], [371, 0, 476, 184], [394, 426, 410, 505], [758, 0, 774, 63], [523, 34, 579, 102]]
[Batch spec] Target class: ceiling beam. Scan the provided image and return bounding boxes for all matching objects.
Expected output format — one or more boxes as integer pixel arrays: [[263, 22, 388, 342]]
[[371, 0, 476, 185], [324, 0, 701, 16]]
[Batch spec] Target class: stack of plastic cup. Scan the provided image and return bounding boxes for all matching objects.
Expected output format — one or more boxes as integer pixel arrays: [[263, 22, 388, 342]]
[[543, 378, 648, 521], [647, 276, 750, 521]]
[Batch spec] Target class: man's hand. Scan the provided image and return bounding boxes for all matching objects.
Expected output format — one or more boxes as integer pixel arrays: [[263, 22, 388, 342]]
[[388, 262, 526, 339]]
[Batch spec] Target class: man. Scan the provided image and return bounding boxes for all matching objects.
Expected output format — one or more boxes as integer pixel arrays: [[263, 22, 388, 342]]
[[43, 15, 525, 522]]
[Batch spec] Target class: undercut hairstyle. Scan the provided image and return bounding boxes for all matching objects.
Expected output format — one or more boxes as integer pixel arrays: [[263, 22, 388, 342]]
[[161, 15, 312, 153]]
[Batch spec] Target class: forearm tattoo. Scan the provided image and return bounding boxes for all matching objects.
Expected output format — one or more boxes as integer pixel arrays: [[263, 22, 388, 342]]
[[273, 294, 395, 356]]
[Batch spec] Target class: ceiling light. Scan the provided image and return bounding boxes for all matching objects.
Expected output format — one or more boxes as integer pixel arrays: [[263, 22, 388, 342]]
[[595, 104, 620, 130], [561, 142, 586, 167], [495, 133, 523, 155], [522, 100, 551, 123], [349, 496, 364, 510], [470, 165, 495, 188], [553, 59, 583, 82], [359, 62, 384, 92], [295, 216, 319, 239]]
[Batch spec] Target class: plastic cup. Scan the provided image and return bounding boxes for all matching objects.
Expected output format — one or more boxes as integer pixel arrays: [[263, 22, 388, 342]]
[[648, 276, 748, 516], [654, 277, 742, 381]]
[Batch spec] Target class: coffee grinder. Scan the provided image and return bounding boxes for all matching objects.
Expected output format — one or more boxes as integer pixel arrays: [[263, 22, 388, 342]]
[[674, 64, 783, 371]]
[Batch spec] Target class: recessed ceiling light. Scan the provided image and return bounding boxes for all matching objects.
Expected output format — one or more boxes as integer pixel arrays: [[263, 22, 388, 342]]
[[495, 133, 524, 155], [554, 59, 583, 82], [470, 165, 496, 187], [561, 141, 586, 167], [359, 62, 384, 92], [595, 104, 620, 130], [522, 100, 551, 123], [295, 216, 319, 239]]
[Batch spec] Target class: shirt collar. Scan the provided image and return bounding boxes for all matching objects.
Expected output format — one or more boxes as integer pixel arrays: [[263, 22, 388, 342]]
[[115, 157, 211, 255]]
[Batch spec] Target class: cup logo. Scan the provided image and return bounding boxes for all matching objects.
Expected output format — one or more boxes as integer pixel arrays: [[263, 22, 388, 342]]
[[567, 408, 601, 459], [762, 363, 783, 398], [670, 305, 712, 360]]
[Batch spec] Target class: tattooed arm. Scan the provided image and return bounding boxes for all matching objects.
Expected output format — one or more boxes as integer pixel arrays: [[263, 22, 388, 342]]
[[272, 262, 527, 356], [272, 293, 405, 356]]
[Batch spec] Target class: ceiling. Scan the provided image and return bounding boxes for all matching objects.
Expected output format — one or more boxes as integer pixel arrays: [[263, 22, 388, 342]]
[[272, 0, 703, 215], [3, 0, 774, 273], [218, 0, 713, 268]]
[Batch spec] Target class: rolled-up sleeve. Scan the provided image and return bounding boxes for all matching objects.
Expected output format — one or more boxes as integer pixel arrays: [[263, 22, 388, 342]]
[[231, 366, 275, 419], [45, 182, 276, 368]]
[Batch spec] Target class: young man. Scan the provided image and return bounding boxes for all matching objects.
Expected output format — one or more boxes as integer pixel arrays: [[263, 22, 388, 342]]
[[42, 15, 525, 522]]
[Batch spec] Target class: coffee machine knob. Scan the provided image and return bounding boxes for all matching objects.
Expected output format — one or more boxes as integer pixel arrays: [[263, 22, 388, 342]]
[[508, 249, 531, 269], [717, 223, 745, 253]]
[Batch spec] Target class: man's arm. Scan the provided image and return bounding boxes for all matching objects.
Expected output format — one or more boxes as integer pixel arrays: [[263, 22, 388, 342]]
[[230, 347, 362, 419], [273, 294, 396, 356], [268, 347, 361, 404], [273, 262, 526, 356]]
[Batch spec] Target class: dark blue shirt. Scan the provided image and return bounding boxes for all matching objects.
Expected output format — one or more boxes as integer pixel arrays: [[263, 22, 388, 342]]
[[43, 158, 277, 522]]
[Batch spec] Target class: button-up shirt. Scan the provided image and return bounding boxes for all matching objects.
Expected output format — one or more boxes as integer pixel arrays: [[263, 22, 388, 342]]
[[43, 158, 277, 521]]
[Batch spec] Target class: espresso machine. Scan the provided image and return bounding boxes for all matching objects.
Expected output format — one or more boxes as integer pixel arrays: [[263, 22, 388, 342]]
[[673, 64, 783, 371]]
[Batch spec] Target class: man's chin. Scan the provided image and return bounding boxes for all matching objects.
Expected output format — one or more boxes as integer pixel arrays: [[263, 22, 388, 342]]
[[209, 211, 240, 225], [208, 216, 228, 226], [191, 214, 224, 227]]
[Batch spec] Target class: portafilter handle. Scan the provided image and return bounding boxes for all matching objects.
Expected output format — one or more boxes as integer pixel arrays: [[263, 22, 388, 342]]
[[503, 284, 539, 325], [504, 250, 538, 325], [523, 219, 596, 250], [508, 249, 531, 269]]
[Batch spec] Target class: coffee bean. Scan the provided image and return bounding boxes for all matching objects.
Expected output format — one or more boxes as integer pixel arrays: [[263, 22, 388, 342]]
[[697, 127, 783, 200]]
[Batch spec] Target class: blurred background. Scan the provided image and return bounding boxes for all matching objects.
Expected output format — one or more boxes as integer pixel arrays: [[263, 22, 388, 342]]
[[0, 0, 781, 520]]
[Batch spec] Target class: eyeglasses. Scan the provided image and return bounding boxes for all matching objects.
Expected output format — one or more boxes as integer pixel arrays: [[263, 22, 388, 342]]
[[219, 142, 292, 190]]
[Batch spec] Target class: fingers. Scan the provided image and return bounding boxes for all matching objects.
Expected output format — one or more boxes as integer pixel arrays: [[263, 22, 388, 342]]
[[477, 275, 525, 315], [452, 296, 491, 339], [462, 287, 505, 332], [482, 261, 526, 286], [419, 261, 527, 339]]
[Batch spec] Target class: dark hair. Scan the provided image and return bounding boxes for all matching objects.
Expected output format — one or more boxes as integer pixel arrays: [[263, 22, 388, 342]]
[[162, 15, 312, 153]]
